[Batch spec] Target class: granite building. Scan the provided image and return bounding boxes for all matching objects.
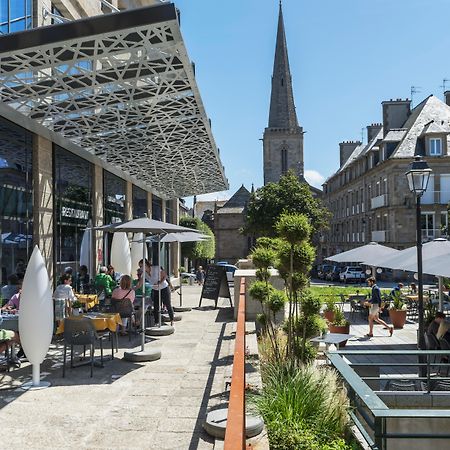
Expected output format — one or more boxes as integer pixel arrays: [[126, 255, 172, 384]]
[[322, 94, 450, 260]]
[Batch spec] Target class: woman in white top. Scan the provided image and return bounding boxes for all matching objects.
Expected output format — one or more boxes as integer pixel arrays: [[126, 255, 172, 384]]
[[150, 265, 173, 326], [53, 273, 77, 320]]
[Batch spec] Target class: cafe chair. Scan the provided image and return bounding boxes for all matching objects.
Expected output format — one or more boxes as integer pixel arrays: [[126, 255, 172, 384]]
[[62, 317, 107, 378], [111, 298, 135, 341]]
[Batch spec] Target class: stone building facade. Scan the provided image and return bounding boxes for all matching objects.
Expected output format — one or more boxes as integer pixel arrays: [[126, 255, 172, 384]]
[[321, 94, 450, 261]]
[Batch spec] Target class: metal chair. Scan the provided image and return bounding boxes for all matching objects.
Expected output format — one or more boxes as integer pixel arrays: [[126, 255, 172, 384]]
[[111, 298, 135, 341], [62, 317, 107, 378], [350, 295, 367, 320]]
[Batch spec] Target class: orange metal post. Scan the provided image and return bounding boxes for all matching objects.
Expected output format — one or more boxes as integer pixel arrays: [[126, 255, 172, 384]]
[[224, 277, 246, 449]]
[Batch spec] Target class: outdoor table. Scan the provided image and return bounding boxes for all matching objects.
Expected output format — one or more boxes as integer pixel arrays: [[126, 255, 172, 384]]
[[0, 314, 19, 331], [75, 294, 99, 311], [310, 333, 354, 351], [56, 312, 122, 334]]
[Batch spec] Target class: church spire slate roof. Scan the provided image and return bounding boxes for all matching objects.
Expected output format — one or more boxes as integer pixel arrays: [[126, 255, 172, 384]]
[[268, 2, 299, 129]]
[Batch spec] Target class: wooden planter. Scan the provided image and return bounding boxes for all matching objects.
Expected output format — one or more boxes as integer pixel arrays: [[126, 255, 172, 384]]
[[389, 309, 407, 329], [328, 323, 350, 347], [323, 310, 335, 323]]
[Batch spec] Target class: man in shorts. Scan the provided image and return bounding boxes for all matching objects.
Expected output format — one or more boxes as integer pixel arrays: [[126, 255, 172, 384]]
[[365, 277, 393, 338]]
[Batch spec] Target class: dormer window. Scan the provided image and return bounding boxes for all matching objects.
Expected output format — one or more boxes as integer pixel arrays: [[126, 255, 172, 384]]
[[429, 137, 442, 156]]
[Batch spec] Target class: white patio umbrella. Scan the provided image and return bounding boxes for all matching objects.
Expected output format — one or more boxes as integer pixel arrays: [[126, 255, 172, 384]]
[[148, 232, 210, 311], [79, 220, 92, 277], [110, 232, 132, 276], [19, 246, 53, 389], [326, 242, 400, 276], [95, 218, 200, 361], [130, 232, 147, 275], [369, 238, 450, 309]]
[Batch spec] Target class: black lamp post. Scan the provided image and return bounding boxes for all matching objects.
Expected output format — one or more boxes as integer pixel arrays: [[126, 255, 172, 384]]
[[405, 155, 432, 350]]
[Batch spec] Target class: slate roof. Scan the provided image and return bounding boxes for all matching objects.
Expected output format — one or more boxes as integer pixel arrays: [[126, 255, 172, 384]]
[[383, 129, 407, 142], [393, 95, 450, 158], [216, 185, 251, 215]]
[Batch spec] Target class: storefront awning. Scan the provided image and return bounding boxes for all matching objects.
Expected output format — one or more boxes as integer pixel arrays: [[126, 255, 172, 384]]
[[0, 3, 228, 199]]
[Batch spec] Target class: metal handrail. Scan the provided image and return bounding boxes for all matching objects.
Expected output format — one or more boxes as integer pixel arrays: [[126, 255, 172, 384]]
[[224, 278, 246, 450], [327, 350, 450, 450]]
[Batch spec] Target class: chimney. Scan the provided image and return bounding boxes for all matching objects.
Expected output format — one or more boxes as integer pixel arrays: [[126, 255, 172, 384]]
[[445, 91, 450, 107], [367, 123, 382, 142], [382, 98, 411, 137], [339, 141, 361, 167]]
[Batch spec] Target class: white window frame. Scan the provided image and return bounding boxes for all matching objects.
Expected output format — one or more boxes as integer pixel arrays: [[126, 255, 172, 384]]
[[429, 137, 442, 156]]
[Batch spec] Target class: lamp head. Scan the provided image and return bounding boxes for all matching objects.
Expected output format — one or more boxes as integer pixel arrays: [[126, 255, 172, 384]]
[[405, 155, 432, 197]]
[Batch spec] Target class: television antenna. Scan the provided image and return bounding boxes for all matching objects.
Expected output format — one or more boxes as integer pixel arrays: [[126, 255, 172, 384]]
[[440, 78, 450, 94], [410, 86, 422, 108]]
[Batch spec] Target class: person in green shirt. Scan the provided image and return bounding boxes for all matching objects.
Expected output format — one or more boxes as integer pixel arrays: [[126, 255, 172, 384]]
[[94, 266, 117, 296]]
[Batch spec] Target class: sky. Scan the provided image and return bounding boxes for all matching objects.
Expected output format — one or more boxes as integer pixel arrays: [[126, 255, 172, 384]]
[[174, 0, 450, 204]]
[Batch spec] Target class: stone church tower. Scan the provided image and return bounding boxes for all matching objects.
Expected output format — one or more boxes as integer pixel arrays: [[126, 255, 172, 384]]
[[263, 2, 304, 185]]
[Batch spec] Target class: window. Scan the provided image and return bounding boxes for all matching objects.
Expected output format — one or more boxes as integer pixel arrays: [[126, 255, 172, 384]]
[[421, 212, 435, 239], [0, 0, 32, 35], [429, 138, 442, 156], [281, 147, 288, 174], [132, 185, 147, 219]]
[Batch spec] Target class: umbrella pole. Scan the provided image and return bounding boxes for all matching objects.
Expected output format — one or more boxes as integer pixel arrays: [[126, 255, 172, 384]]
[[141, 237, 146, 351], [439, 276, 443, 311], [179, 243, 183, 307], [158, 235, 162, 327]]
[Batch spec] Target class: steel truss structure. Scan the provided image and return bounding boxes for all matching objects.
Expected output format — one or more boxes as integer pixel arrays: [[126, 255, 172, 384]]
[[0, 3, 228, 198]]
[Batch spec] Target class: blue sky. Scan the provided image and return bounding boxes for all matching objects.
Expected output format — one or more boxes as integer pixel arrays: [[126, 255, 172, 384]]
[[174, 0, 450, 203]]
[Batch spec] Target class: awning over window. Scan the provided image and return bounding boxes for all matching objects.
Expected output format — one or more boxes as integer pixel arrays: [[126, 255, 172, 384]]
[[0, 3, 228, 198]]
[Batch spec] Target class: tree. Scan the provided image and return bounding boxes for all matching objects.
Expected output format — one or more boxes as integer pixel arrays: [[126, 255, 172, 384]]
[[179, 216, 215, 261], [244, 170, 331, 237]]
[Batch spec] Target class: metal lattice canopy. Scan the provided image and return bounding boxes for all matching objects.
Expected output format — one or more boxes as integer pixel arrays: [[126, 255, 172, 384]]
[[0, 3, 228, 199]]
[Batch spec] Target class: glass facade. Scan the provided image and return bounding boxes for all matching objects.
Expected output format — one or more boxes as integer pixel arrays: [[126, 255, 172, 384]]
[[132, 185, 147, 219], [152, 195, 163, 221], [54, 146, 93, 278], [0, 117, 33, 285], [0, 0, 32, 35]]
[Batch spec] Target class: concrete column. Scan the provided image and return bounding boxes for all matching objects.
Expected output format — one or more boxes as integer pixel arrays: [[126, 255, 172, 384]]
[[125, 181, 133, 220], [147, 191, 152, 218], [33, 135, 54, 283], [161, 199, 167, 222], [93, 164, 104, 272], [171, 199, 180, 276]]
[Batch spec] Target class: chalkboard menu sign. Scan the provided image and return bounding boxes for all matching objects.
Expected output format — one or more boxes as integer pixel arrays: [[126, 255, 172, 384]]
[[199, 265, 233, 309]]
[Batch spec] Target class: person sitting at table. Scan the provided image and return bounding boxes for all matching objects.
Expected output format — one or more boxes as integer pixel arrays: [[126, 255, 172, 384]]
[[53, 273, 77, 308], [1, 283, 21, 311], [364, 277, 394, 338], [410, 282, 417, 294], [94, 266, 117, 297], [107, 265, 121, 283], [75, 265, 90, 293], [390, 282, 404, 297], [429, 312, 446, 336], [1, 274, 20, 305], [0, 329, 21, 369], [111, 275, 135, 335]]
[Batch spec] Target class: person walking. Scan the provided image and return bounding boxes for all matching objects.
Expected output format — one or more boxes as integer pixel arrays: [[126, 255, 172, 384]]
[[365, 277, 393, 338]]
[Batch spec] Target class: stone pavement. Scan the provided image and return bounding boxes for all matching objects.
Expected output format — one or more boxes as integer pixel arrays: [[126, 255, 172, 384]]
[[0, 284, 250, 450]]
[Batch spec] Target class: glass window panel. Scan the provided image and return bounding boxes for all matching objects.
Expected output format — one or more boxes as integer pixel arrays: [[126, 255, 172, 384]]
[[0, 0, 8, 23], [132, 185, 147, 219], [10, 0, 25, 20], [54, 146, 93, 279], [10, 18, 26, 33], [0, 117, 33, 286]]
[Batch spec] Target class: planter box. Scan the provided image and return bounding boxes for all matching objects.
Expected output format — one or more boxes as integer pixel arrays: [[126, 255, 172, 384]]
[[328, 324, 350, 347], [389, 309, 407, 329]]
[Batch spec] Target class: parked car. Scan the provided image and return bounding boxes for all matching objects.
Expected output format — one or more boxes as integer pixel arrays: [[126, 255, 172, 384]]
[[317, 264, 334, 280], [217, 262, 238, 282], [325, 266, 341, 282], [339, 266, 365, 283]]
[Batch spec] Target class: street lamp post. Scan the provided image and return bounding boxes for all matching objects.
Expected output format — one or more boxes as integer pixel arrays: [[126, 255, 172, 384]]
[[405, 156, 432, 350]]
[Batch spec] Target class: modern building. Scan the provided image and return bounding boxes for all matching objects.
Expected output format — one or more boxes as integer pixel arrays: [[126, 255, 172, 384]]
[[0, 1, 228, 285], [322, 94, 450, 260]]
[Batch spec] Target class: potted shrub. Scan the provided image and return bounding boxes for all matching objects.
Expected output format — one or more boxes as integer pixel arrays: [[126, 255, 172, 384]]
[[71, 300, 83, 316], [323, 298, 336, 323], [389, 291, 407, 329], [328, 309, 350, 347]]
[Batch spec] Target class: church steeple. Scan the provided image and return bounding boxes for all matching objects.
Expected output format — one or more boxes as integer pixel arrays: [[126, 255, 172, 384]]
[[263, 2, 304, 185], [268, 1, 299, 129]]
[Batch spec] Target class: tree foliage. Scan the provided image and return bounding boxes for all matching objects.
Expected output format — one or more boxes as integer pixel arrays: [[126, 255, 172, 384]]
[[179, 216, 215, 260], [244, 171, 331, 237]]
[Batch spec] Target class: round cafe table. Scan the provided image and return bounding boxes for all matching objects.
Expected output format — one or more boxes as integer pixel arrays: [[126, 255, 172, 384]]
[[56, 312, 122, 334]]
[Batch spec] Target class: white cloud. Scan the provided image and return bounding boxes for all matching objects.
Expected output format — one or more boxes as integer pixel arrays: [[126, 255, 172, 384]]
[[304, 170, 325, 188]]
